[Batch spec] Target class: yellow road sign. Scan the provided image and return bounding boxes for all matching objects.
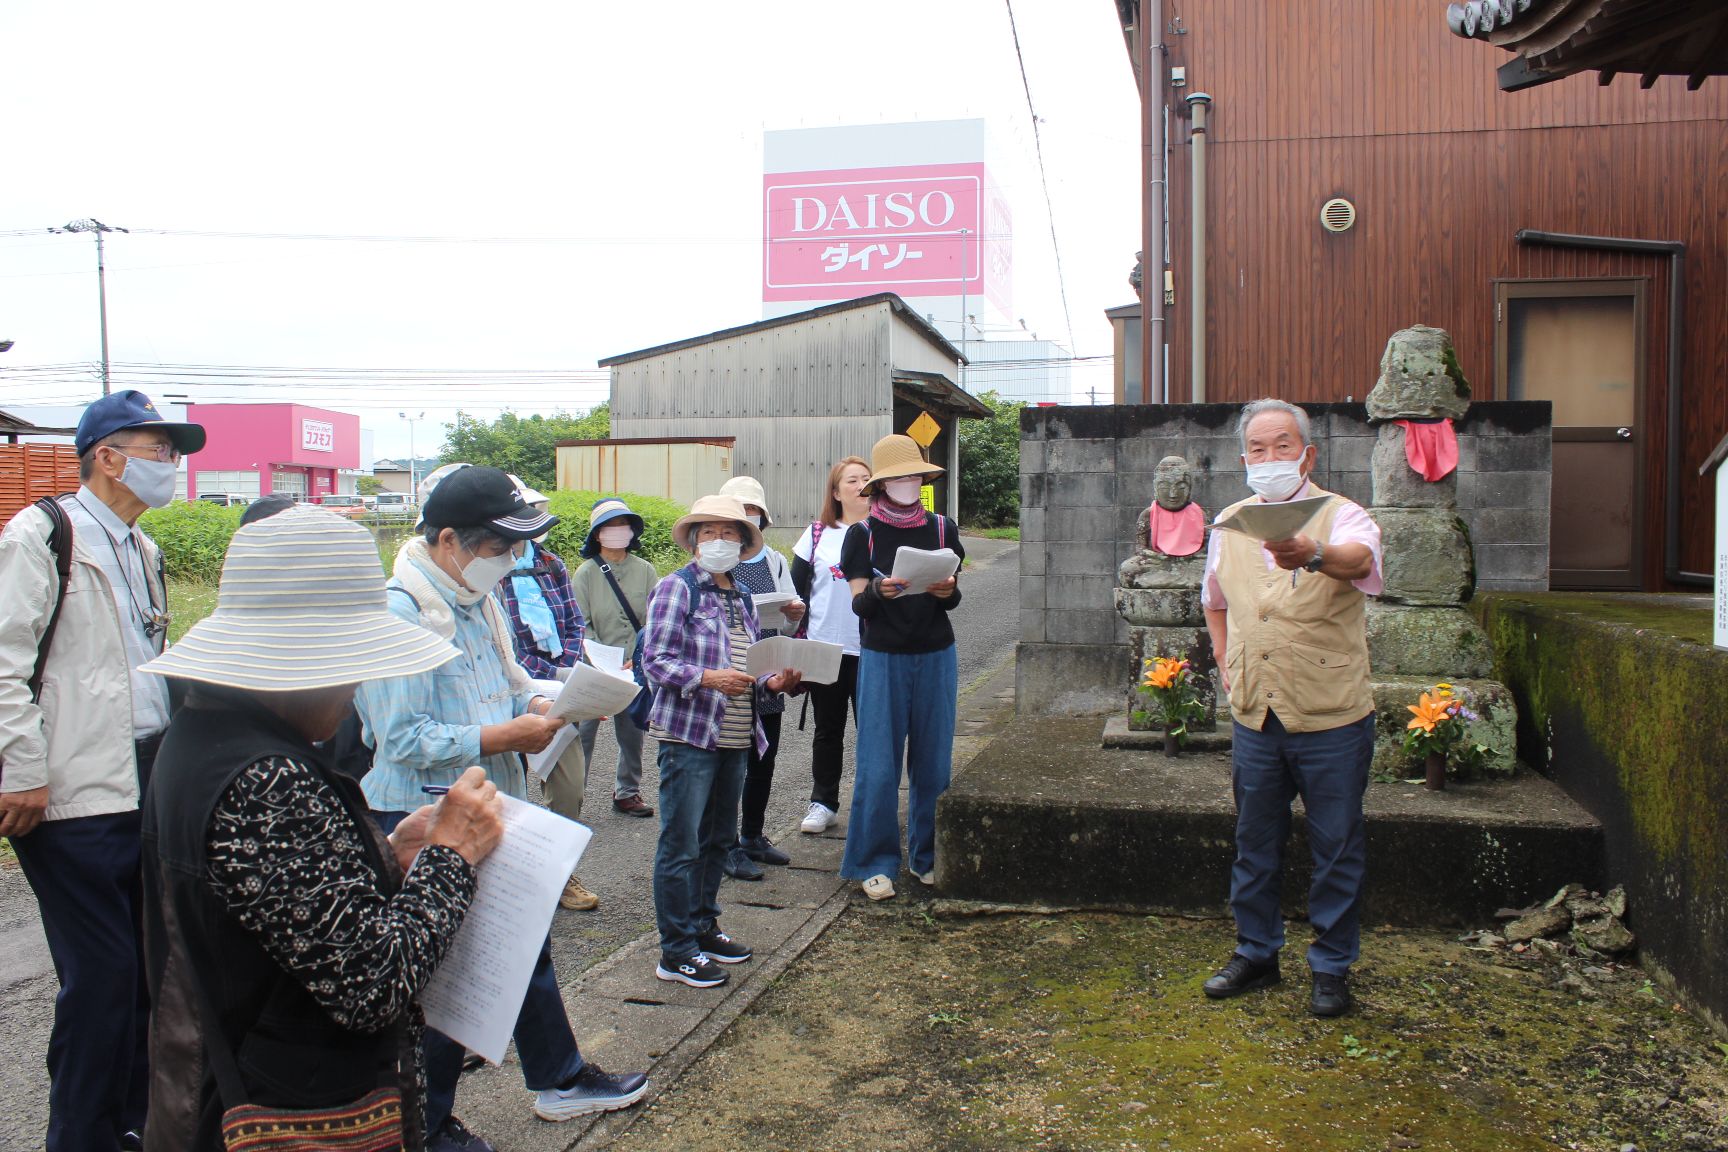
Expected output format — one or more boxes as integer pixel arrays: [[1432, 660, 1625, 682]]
[[906, 411, 941, 448]]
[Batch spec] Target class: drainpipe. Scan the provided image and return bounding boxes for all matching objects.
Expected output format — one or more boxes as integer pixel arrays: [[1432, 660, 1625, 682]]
[[1513, 229, 1703, 588], [1138, 0, 1166, 407], [1186, 92, 1212, 403]]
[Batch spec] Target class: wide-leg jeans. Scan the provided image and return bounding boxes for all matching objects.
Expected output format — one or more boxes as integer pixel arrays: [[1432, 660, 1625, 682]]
[[1228, 710, 1374, 976], [840, 644, 958, 881]]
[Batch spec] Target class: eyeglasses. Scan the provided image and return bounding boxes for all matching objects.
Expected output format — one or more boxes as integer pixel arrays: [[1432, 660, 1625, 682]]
[[108, 441, 182, 464]]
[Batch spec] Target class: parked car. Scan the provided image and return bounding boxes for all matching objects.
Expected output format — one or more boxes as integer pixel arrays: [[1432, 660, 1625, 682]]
[[197, 493, 252, 508], [313, 494, 373, 520], [372, 492, 416, 514]]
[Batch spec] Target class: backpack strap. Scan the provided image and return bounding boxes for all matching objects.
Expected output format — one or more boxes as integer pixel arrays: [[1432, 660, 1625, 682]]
[[27, 497, 75, 706]]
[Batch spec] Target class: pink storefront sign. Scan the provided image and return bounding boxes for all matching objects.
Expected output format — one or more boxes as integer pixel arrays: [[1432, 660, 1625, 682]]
[[763, 162, 988, 302]]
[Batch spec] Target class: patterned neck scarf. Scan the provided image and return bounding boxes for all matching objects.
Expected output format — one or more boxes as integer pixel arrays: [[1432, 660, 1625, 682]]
[[869, 493, 928, 529]]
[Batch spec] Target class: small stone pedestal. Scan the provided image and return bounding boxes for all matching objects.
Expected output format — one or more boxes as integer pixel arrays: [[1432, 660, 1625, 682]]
[[1115, 550, 1218, 732]]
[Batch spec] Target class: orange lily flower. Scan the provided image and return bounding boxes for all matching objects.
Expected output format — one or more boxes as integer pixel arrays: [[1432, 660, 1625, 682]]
[[1406, 692, 1452, 734]]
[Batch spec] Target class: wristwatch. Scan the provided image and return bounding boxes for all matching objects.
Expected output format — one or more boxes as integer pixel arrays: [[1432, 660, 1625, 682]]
[[1303, 540, 1326, 573]]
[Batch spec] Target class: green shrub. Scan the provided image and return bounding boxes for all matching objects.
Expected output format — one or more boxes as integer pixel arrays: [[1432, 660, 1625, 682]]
[[541, 490, 691, 575], [958, 390, 1024, 528], [139, 500, 242, 582]]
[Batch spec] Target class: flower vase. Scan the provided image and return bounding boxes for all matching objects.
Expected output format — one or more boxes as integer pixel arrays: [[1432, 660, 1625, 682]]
[[1163, 725, 1180, 758], [1424, 752, 1446, 791]]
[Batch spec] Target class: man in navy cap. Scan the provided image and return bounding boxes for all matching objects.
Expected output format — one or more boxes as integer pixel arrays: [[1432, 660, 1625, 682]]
[[0, 390, 204, 1151]]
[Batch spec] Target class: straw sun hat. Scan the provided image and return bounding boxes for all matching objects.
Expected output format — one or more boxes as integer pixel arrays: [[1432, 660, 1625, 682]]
[[141, 505, 458, 691], [671, 494, 764, 554], [862, 433, 944, 495]]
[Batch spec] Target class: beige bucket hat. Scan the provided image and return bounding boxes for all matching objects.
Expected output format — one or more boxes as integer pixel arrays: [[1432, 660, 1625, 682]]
[[141, 506, 459, 691], [671, 493, 765, 554], [862, 433, 944, 495]]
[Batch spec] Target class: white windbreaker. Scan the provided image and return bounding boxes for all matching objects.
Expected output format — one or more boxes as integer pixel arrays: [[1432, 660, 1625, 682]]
[[0, 500, 162, 821]]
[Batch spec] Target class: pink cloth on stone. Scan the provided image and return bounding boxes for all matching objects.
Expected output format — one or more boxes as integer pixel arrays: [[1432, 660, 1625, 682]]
[[1395, 419, 1459, 482], [1148, 501, 1207, 557]]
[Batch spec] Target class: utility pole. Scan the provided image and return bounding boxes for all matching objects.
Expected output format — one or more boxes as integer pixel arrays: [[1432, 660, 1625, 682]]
[[51, 219, 128, 395], [400, 411, 425, 497]]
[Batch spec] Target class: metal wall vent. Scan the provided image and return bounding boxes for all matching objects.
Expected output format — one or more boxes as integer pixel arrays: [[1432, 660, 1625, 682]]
[[1321, 197, 1357, 233]]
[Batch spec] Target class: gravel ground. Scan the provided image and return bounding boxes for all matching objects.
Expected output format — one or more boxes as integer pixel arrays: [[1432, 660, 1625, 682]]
[[0, 536, 1020, 1151]]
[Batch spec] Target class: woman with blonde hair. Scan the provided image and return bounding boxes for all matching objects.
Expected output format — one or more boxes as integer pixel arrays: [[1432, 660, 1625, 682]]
[[789, 455, 871, 834]]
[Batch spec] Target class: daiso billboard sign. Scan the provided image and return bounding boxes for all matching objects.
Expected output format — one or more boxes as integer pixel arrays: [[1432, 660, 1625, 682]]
[[764, 162, 997, 303]]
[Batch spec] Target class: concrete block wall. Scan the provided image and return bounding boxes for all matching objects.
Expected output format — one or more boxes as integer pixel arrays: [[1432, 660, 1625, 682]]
[[1017, 402, 1551, 716]]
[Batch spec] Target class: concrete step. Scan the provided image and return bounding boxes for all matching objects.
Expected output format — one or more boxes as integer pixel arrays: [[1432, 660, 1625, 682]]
[[936, 716, 1603, 927]]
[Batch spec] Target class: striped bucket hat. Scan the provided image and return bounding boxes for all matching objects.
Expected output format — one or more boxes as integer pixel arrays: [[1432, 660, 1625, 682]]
[[141, 505, 458, 691]]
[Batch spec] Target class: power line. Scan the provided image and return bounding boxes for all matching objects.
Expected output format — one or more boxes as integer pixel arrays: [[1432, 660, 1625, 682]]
[[1003, 0, 1077, 356]]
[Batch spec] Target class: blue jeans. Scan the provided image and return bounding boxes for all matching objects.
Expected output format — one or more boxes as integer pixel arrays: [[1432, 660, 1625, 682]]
[[1228, 710, 1375, 976], [840, 645, 958, 881], [372, 809, 584, 1135], [652, 741, 748, 960]]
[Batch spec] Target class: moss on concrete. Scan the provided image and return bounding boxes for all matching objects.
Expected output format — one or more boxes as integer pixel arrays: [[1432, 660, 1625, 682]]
[[614, 907, 1728, 1151], [1476, 592, 1728, 1033]]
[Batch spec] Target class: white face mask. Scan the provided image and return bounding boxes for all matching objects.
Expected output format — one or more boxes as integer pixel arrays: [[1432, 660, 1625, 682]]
[[460, 547, 518, 595], [118, 456, 178, 509], [882, 477, 922, 506], [597, 524, 634, 550], [696, 538, 742, 574], [1244, 458, 1306, 502], [750, 514, 765, 529]]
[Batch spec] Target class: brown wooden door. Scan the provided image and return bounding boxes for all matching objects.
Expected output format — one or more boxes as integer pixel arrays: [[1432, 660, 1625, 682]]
[[1496, 279, 1647, 590]]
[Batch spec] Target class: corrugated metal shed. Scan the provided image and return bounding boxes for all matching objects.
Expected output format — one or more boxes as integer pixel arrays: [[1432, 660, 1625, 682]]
[[601, 294, 984, 525]]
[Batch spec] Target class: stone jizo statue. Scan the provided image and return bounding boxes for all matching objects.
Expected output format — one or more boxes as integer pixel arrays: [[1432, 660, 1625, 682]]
[[1135, 456, 1206, 558]]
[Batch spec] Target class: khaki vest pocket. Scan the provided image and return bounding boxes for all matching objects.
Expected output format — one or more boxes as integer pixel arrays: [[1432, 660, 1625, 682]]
[[1288, 641, 1357, 717], [1224, 643, 1246, 712]]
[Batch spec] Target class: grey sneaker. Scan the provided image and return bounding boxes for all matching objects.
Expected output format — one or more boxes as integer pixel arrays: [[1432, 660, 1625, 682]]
[[722, 844, 764, 880], [533, 1064, 649, 1121]]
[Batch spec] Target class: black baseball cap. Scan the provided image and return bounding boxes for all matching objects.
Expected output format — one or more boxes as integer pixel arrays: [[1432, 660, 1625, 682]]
[[420, 464, 558, 541], [75, 390, 206, 457]]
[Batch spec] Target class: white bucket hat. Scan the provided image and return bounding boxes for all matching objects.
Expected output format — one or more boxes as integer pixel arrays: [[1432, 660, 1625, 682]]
[[718, 475, 772, 528], [142, 505, 459, 691]]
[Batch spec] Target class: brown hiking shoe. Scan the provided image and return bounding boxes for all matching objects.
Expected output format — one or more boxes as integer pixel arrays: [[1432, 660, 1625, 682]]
[[613, 794, 655, 818], [560, 876, 599, 911]]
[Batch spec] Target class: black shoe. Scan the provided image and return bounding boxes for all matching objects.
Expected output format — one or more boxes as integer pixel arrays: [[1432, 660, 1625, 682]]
[[722, 844, 764, 880], [739, 834, 791, 865], [121, 1133, 144, 1152], [1310, 971, 1353, 1017], [698, 926, 753, 964], [656, 952, 729, 988], [428, 1115, 497, 1151], [1202, 953, 1282, 999]]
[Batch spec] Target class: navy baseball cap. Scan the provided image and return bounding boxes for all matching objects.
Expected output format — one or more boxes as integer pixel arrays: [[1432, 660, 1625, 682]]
[[75, 390, 207, 457], [421, 464, 558, 541]]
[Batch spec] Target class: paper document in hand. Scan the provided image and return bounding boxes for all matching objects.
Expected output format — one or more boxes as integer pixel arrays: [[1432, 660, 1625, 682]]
[[544, 660, 640, 723], [745, 635, 844, 685], [582, 640, 628, 679], [888, 546, 961, 595], [1210, 495, 1332, 543], [420, 795, 592, 1065], [750, 592, 798, 632], [524, 723, 580, 781]]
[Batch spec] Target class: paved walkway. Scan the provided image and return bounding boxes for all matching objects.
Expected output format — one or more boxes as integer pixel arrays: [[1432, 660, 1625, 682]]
[[450, 648, 1021, 1150]]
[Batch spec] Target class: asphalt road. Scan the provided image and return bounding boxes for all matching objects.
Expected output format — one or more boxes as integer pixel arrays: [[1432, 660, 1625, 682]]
[[0, 536, 1019, 1151]]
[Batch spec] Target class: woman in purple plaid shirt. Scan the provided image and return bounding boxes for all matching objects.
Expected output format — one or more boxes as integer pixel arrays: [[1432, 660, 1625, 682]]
[[640, 494, 801, 989]]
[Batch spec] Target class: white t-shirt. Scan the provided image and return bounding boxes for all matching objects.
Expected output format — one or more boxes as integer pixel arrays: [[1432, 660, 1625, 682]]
[[793, 521, 862, 657]]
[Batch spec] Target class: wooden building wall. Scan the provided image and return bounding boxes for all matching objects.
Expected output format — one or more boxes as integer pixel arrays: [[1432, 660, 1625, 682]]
[[1157, 1, 1728, 582]]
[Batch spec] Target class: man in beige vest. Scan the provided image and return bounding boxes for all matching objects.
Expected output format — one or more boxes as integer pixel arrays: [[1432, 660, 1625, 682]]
[[1200, 399, 1383, 1018]]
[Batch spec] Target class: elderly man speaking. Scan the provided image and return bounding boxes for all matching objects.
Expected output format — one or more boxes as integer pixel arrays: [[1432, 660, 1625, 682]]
[[1200, 398, 1383, 1019]]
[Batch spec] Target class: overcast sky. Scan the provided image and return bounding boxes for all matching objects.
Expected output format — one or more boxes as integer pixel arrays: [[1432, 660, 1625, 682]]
[[0, 2, 1139, 460]]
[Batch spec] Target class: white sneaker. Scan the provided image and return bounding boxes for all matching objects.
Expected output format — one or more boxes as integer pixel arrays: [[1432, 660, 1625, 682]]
[[915, 870, 936, 886], [800, 802, 837, 834], [863, 874, 896, 901]]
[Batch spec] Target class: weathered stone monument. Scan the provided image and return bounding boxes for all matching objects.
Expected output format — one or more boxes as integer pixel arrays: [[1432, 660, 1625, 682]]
[[1112, 456, 1222, 739], [1366, 325, 1517, 779]]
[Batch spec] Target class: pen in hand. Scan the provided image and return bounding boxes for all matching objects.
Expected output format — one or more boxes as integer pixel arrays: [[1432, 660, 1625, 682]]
[[421, 785, 451, 796]]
